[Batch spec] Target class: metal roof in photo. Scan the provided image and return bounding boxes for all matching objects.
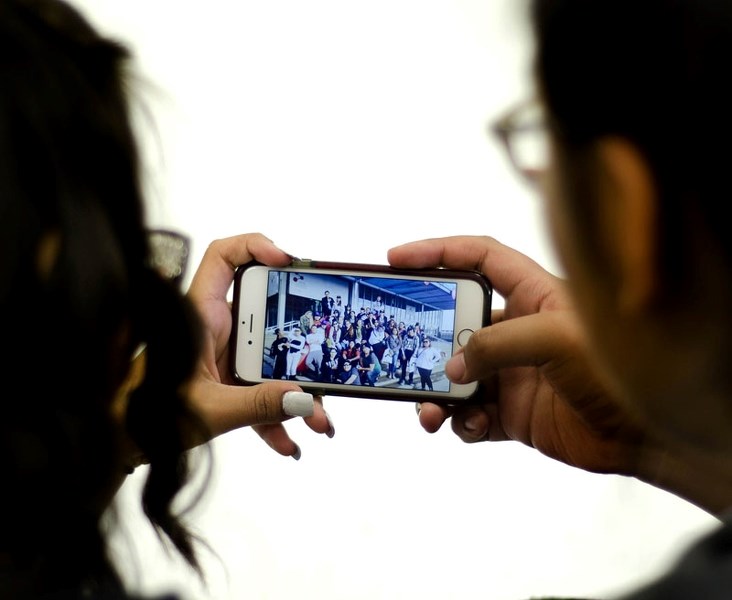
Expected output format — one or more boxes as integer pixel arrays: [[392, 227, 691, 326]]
[[356, 277, 455, 311]]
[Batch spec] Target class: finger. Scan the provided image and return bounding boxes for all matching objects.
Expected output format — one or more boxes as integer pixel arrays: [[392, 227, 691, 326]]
[[451, 402, 509, 443], [252, 423, 303, 459], [188, 378, 330, 439], [304, 396, 335, 438], [188, 233, 292, 300], [251, 397, 334, 459], [451, 404, 490, 442], [386, 235, 552, 298], [445, 310, 583, 384], [416, 402, 452, 433]]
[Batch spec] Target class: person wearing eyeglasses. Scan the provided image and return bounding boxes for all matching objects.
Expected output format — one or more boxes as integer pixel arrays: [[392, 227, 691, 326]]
[[0, 1, 335, 598], [337, 361, 362, 386], [389, 1, 732, 598]]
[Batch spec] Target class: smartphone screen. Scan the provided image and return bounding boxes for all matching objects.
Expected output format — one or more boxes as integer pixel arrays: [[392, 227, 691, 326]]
[[231, 262, 491, 403]]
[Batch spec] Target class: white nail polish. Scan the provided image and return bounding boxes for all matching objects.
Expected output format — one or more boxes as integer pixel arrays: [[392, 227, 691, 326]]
[[282, 391, 314, 417]]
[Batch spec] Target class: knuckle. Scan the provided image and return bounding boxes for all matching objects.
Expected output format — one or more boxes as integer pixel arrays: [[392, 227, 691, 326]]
[[250, 385, 284, 423]]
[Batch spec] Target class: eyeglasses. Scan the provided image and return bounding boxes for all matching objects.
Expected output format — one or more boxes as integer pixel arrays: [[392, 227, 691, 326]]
[[491, 98, 549, 186], [147, 229, 190, 287]]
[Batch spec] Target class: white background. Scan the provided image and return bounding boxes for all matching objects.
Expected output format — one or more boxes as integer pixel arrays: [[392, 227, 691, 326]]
[[69, 1, 717, 599]]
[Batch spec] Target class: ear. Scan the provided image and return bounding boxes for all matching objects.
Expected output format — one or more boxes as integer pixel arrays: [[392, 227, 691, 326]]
[[596, 137, 658, 314]]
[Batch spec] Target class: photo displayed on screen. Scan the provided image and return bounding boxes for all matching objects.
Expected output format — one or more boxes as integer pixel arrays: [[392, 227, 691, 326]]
[[263, 271, 458, 392]]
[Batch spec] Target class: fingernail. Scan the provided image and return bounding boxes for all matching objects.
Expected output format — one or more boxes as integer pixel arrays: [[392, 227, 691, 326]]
[[415, 403, 422, 416], [464, 415, 481, 434], [325, 411, 336, 438], [291, 444, 302, 461], [282, 391, 314, 417]]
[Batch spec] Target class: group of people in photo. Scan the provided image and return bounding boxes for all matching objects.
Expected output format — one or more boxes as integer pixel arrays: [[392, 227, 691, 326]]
[[267, 293, 445, 390]]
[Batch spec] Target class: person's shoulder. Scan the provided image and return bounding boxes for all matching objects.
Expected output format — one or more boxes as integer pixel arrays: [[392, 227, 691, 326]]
[[617, 519, 732, 599]]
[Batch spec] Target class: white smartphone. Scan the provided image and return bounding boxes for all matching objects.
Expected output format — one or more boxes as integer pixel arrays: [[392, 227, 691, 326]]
[[230, 259, 492, 404]]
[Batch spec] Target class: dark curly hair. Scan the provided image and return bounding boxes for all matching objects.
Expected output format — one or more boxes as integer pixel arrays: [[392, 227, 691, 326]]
[[0, 0, 209, 596]]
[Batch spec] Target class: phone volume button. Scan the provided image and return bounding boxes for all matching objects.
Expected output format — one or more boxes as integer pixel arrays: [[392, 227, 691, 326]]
[[290, 258, 313, 267]]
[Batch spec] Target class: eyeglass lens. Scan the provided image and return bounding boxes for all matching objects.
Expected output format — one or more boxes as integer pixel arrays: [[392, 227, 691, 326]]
[[510, 127, 549, 182]]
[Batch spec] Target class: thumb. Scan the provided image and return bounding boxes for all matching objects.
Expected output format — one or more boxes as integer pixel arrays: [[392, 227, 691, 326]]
[[446, 311, 578, 384], [188, 378, 314, 439]]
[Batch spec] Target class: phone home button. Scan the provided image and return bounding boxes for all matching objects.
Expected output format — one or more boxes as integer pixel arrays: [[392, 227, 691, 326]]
[[457, 328, 474, 347]]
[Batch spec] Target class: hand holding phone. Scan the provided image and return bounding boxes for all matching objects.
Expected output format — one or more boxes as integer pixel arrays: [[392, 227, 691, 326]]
[[181, 233, 334, 459], [230, 259, 492, 403]]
